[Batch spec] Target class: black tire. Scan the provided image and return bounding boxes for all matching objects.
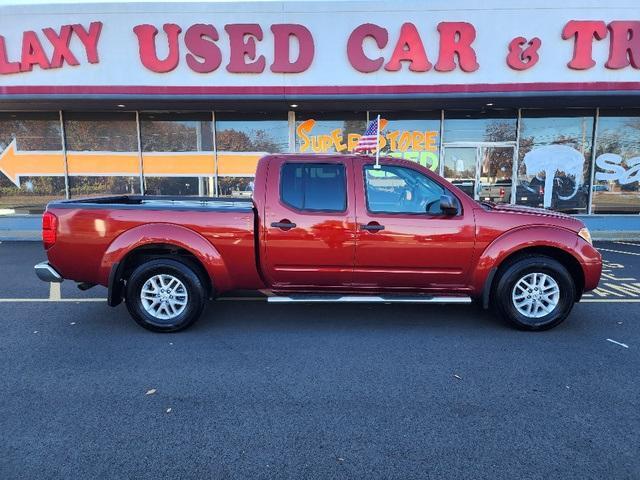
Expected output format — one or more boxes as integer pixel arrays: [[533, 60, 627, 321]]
[[125, 259, 207, 332], [493, 255, 576, 331]]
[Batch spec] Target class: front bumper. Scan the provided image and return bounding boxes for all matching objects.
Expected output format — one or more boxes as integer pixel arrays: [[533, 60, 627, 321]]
[[579, 242, 603, 292], [34, 262, 63, 283]]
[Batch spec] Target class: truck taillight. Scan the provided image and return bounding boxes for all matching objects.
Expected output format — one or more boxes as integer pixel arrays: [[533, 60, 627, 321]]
[[499, 187, 505, 197], [42, 211, 58, 249]]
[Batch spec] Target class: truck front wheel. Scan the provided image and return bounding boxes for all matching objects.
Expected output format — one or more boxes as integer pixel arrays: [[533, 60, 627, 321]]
[[125, 259, 207, 332], [493, 256, 576, 331]]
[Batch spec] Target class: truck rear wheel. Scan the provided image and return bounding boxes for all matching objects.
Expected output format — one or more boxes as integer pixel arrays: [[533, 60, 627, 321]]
[[493, 256, 576, 331], [125, 259, 207, 332]]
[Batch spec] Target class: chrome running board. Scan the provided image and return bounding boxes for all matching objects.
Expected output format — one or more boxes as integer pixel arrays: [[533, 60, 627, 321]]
[[267, 295, 472, 304]]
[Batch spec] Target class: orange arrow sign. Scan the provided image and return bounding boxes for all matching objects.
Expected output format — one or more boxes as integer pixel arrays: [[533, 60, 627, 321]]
[[0, 139, 264, 187]]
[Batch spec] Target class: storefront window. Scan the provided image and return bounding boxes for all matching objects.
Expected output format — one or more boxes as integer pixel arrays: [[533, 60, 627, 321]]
[[0, 113, 66, 214], [140, 113, 213, 196], [64, 112, 141, 198], [372, 113, 440, 172], [216, 114, 288, 197], [295, 112, 367, 154], [592, 110, 640, 214], [442, 111, 516, 202], [517, 111, 594, 213], [444, 111, 517, 143]]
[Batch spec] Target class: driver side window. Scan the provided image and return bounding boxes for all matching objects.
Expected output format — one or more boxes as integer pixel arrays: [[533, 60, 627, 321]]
[[364, 165, 452, 215]]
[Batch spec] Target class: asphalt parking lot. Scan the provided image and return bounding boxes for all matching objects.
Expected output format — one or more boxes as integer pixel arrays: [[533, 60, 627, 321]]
[[1, 241, 639, 479]]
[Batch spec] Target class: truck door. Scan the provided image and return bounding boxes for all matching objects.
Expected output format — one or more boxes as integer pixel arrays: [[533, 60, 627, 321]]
[[262, 158, 356, 289], [352, 158, 475, 291]]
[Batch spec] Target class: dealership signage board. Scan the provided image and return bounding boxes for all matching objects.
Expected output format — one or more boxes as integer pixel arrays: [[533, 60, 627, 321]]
[[0, 0, 639, 97]]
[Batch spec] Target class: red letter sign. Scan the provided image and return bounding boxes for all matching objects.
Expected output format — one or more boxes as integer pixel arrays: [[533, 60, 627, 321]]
[[20, 31, 50, 72], [435, 22, 479, 72], [507, 37, 541, 70], [134, 23, 182, 73], [72, 22, 102, 64], [606, 21, 640, 69], [384, 23, 431, 72], [185, 24, 221, 73], [0, 36, 20, 74], [43, 25, 79, 68], [562, 20, 607, 70], [225, 24, 266, 73], [271, 24, 314, 73], [347, 23, 388, 73]]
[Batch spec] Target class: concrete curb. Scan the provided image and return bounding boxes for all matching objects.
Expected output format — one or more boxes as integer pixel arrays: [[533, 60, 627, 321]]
[[589, 231, 640, 242], [0, 231, 40, 241]]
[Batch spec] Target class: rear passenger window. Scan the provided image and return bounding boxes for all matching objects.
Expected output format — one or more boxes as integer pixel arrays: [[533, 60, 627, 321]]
[[280, 163, 346, 212]]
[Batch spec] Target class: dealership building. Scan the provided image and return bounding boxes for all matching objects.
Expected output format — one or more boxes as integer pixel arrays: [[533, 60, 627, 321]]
[[0, 0, 639, 232]]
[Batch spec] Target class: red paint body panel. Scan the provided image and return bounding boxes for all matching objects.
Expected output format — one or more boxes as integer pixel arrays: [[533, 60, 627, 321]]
[[46, 205, 264, 292], [352, 156, 476, 292], [43, 154, 602, 299], [261, 155, 357, 289]]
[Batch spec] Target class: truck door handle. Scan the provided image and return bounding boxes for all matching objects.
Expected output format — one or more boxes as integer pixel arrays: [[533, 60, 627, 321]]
[[361, 222, 385, 232], [271, 220, 297, 230]]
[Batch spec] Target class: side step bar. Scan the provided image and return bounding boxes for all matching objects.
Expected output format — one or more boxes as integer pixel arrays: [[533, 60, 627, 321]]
[[268, 295, 472, 304]]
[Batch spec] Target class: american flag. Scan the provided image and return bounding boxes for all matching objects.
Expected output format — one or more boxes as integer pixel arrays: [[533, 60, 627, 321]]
[[354, 117, 380, 152]]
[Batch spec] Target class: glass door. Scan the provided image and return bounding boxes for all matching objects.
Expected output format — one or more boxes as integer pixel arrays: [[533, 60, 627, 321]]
[[477, 146, 515, 204], [442, 146, 477, 198]]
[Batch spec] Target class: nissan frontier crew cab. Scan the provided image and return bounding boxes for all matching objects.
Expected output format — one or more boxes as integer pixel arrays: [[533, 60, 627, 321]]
[[35, 154, 602, 332]]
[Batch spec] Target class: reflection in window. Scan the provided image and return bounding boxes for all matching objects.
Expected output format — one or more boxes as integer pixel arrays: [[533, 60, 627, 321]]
[[372, 114, 440, 172], [443, 147, 476, 198], [295, 113, 366, 154], [517, 112, 594, 213], [593, 112, 640, 214], [478, 146, 514, 204], [64, 112, 141, 198], [0, 113, 66, 213], [140, 113, 213, 196], [216, 114, 288, 197], [444, 112, 517, 143]]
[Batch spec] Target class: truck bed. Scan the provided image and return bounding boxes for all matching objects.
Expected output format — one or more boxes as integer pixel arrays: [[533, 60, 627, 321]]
[[45, 195, 263, 291], [52, 195, 254, 212]]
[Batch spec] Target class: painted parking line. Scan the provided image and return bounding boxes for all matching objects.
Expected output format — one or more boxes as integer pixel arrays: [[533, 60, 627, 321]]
[[49, 282, 61, 300], [0, 296, 266, 303], [0, 298, 106, 302], [598, 247, 640, 257], [614, 241, 640, 248], [582, 257, 640, 300], [606, 338, 630, 348], [582, 299, 640, 303]]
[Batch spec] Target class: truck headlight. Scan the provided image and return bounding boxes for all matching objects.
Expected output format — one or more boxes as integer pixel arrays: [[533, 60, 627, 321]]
[[578, 227, 592, 245]]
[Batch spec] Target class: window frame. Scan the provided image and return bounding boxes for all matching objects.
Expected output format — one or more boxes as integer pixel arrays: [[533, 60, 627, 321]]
[[362, 164, 460, 216], [279, 162, 348, 213]]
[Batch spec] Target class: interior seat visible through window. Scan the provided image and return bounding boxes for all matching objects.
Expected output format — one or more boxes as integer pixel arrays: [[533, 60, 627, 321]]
[[364, 164, 459, 215]]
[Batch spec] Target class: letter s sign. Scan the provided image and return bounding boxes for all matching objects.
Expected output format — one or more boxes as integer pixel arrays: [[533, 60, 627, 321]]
[[595, 153, 640, 184]]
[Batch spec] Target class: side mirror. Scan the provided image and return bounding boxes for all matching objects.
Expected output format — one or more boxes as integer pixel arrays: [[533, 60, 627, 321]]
[[440, 195, 458, 216]]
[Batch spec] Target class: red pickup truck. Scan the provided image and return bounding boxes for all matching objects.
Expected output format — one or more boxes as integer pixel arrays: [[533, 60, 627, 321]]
[[35, 154, 601, 332]]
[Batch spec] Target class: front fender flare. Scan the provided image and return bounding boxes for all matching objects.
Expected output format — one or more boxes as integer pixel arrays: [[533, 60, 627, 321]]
[[99, 223, 232, 294], [472, 225, 582, 299]]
